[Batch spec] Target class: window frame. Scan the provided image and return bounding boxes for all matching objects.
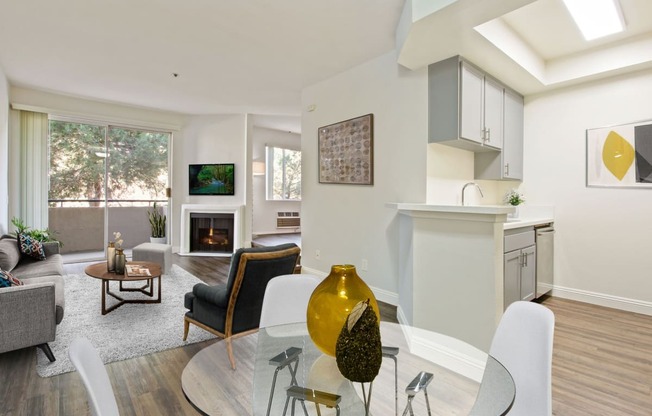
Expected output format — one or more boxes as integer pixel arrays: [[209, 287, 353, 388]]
[[265, 145, 301, 201]]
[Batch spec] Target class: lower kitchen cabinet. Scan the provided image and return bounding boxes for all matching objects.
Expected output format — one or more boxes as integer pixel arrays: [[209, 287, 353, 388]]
[[504, 246, 536, 307], [504, 227, 536, 309]]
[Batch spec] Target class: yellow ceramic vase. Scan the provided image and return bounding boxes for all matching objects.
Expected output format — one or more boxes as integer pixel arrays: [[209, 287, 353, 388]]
[[307, 264, 380, 357]]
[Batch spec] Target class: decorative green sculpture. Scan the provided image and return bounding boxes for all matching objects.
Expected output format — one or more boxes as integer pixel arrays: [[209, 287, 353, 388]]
[[335, 299, 382, 383]]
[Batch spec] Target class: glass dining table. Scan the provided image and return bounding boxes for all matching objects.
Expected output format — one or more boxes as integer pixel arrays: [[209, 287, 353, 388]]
[[181, 322, 515, 415]]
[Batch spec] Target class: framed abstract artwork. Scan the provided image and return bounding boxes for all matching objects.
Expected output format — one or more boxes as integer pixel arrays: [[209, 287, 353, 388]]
[[318, 114, 374, 185], [586, 119, 652, 188]]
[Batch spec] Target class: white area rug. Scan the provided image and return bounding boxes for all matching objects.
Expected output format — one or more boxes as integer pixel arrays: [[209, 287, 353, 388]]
[[36, 264, 216, 377]]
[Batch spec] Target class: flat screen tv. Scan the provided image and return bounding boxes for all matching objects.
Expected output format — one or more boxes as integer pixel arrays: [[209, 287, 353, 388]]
[[189, 163, 235, 195]]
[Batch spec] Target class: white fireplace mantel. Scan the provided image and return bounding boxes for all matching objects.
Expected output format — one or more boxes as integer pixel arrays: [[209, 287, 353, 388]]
[[179, 204, 243, 257]]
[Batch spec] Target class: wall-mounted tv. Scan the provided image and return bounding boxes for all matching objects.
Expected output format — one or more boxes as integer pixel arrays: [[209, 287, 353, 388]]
[[189, 163, 235, 195]]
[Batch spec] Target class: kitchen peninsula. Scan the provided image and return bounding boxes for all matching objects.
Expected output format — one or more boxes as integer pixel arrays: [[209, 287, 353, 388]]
[[388, 203, 553, 375]]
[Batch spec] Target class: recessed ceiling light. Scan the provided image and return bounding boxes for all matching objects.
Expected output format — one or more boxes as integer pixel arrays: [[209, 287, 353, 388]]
[[562, 0, 625, 41]]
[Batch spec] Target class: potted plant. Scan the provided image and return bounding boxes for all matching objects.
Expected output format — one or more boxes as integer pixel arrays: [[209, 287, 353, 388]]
[[147, 203, 167, 244], [10, 217, 62, 246], [504, 189, 525, 219]]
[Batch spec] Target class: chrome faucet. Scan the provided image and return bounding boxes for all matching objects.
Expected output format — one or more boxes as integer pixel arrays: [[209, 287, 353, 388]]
[[462, 182, 484, 206]]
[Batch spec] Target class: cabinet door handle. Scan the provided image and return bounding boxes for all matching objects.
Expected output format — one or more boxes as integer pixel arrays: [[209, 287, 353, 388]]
[[486, 128, 491, 142], [524, 252, 528, 267], [504, 163, 510, 176]]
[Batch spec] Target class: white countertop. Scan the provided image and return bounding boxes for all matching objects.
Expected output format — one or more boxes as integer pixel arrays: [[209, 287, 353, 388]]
[[387, 203, 514, 215], [388, 203, 554, 229], [503, 217, 554, 230]]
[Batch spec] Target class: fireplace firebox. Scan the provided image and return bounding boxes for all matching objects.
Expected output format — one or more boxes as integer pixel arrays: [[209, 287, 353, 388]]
[[189, 213, 234, 254]]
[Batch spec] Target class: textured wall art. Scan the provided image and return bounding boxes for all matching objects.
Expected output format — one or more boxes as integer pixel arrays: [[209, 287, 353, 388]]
[[318, 114, 373, 185], [587, 120, 652, 187]]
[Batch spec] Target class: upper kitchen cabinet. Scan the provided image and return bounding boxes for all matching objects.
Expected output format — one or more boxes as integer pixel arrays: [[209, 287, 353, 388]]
[[475, 88, 524, 180], [429, 56, 504, 152]]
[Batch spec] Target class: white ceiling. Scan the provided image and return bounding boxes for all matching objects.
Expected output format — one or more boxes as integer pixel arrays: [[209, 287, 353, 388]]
[[397, 0, 652, 95], [1, 0, 651, 133], [0, 0, 404, 122]]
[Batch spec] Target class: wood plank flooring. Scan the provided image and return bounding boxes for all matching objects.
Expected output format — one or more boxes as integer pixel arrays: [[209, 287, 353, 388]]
[[0, 255, 650, 415], [539, 296, 652, 416]]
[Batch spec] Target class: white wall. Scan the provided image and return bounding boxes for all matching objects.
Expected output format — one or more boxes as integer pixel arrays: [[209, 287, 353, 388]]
[[525, 70, 652, 312], [175, 114, 249, 249], [0, 66, 8, 234], [426, 143, 513, 205], [251, 125, 301, 235], [301, 51, 428, 302]]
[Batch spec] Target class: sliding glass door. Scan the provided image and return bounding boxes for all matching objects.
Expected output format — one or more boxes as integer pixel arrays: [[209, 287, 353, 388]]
[[48, 119, 170, 258]]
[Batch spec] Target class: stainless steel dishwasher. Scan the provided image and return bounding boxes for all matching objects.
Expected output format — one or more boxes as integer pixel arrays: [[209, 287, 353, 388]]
[[535, 225, 554, 298]]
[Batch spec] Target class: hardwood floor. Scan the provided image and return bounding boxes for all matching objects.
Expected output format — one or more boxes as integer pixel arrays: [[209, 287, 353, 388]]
[[0, 256, 650, 415], [538, 296, 652, 416]]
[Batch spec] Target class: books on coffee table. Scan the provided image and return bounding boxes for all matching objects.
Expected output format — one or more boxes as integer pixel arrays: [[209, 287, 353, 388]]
[[126, 265, 151, 277]]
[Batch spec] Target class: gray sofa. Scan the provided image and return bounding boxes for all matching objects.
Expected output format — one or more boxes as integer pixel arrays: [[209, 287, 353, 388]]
[[0, 235, 65, 362]]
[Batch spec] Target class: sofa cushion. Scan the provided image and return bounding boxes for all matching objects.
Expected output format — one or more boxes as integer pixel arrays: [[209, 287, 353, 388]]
[[0, 269, 23, 287], [12, 254, 64, 280], [18, 234, 46, 260], [0, 237, 21, 271]]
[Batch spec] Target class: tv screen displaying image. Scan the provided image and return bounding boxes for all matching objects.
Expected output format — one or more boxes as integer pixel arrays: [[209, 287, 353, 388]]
[[189, 164, 235, 195]]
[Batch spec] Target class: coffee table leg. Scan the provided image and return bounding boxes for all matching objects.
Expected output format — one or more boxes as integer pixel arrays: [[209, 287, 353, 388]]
[[157, 276, 162, 303], [148, 278, 154, 297], [102, 279, 107, 315]]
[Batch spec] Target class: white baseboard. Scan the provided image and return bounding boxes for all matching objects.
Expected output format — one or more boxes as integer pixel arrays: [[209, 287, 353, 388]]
[[300, 266, 398, 306], [396, 305, 486, 382], [551, 284, 652, 316], [299, 266, 327, 277]]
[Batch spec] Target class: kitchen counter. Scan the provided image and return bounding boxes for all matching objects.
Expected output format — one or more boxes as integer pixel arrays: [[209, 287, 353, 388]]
[[503, 217, 554, 230], [387, 203, 514, 215], [389, 203, 555, 355]]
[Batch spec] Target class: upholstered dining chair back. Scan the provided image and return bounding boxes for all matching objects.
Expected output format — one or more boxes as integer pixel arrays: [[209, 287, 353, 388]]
[[183, 243, 301, 369], [259, 273, 322, 328], [489, 301, 555, 416], [68, 337, 120, 416]]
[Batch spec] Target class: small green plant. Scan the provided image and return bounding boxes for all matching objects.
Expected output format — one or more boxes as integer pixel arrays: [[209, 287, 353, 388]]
[[10, 217, 63, 246], [505, 189, 526, 206], [147, 203, 166, 238]]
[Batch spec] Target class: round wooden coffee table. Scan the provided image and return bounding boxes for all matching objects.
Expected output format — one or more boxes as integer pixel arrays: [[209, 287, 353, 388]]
[[84, 261, 162, 315]]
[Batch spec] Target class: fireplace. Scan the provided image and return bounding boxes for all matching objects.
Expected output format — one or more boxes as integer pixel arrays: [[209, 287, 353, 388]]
[[190, 213, 234, 253], [180, 204, 243, 257]]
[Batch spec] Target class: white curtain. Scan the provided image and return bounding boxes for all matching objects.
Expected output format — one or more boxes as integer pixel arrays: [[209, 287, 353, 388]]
[[19, 110, 48, 229]]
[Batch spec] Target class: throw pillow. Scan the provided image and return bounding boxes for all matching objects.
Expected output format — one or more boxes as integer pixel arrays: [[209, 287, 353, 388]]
[[18, 234, 46, 260], [0, 268, 23, 287], [0, 237, 21, 271]]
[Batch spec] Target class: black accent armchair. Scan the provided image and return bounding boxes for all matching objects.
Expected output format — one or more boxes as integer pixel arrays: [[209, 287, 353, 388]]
[[183, 243, 301, 369]]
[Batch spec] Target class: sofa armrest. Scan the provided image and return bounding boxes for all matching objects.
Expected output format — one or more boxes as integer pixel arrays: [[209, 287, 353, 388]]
[[0, 283, 56, 354], [42, 241, 60, 256]]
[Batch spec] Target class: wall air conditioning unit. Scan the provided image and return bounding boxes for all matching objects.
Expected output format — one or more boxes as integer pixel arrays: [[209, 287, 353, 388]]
[[276, 212, 300, 229]]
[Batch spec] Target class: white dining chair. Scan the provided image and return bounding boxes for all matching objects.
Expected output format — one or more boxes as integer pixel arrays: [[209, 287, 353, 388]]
[[260, 274, 322, 416], [69, 337, 120, 416], [489, 301, 555, 416], [259, 274, 321, 328]]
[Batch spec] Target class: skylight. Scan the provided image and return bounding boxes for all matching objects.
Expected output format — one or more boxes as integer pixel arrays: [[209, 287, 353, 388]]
[[562, 0, 625, 41]]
